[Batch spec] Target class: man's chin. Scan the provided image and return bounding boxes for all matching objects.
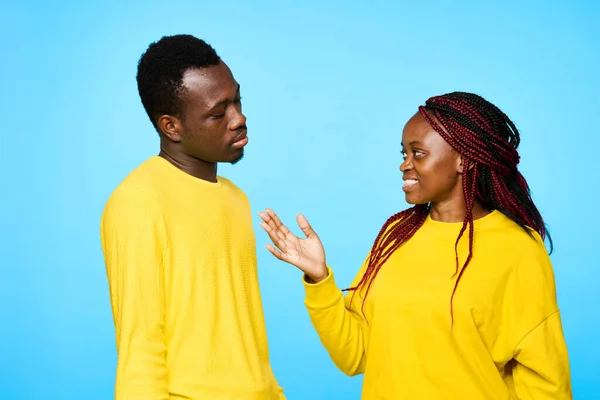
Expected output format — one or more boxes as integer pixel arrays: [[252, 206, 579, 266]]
[[229, 150, 244, 165]]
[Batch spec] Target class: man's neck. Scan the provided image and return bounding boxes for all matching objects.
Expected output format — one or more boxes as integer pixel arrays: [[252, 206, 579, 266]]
[[158, 149, 218, 183]]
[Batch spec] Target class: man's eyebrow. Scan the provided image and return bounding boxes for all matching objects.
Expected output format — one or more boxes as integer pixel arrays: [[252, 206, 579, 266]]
[[207, 84, 241, 112]]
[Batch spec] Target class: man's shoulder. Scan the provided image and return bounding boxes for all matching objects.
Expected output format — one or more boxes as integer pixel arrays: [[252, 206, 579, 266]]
[[217, 175, 249, 199], [103, 158, 162, 214]]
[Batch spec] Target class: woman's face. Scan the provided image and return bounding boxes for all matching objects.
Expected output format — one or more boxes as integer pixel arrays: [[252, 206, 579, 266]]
[[400, 112, 465, 206]]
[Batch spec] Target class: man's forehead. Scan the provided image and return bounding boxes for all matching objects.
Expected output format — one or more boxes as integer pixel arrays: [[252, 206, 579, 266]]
[[182, 68, 219, 90], [182, 66, 236, 96]]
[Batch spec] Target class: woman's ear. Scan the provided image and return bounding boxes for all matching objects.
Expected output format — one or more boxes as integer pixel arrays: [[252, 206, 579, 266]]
[[457, 154, 475, 174]]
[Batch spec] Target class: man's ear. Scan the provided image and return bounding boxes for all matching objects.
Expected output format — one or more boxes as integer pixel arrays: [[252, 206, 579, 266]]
[[157, 114, 183, 142]]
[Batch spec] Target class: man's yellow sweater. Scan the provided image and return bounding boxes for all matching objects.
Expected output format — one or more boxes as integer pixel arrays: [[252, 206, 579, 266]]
[[100, 156, 284, 399]]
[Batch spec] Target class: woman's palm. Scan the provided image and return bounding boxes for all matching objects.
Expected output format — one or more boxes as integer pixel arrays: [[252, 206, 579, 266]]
[[258, 209, 327, 282]]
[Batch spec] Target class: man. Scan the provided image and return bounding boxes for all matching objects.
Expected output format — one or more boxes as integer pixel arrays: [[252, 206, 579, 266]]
[[100, 34, 285, 399]]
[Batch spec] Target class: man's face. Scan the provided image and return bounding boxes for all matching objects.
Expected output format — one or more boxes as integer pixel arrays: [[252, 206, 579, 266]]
[[175, 61, 248, 164]]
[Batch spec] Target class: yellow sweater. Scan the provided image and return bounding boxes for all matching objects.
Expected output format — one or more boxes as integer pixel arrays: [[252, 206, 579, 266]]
[[304, 210, 572, 399], [100, 156, 284, 400]]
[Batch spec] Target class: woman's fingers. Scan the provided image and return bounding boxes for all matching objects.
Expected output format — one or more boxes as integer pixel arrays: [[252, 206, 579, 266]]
[[259, 221, 288, 250]]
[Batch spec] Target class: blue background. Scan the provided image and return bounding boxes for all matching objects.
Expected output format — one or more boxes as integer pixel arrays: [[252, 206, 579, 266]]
[[1, 0, 598, 398]]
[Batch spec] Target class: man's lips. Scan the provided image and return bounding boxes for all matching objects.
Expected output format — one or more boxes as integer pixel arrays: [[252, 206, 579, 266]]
[[232, 131, 248, 148]]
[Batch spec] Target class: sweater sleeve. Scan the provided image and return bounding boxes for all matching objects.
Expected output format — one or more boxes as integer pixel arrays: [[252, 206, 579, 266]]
[[100, 189, 169, 399], [508, 235, 572, 399], [303, 260, 369, 376], [512, 311, 572, 399]]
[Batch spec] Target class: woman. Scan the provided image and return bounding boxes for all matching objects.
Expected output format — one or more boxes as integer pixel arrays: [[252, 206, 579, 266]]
[[259, 92, 572, 399]]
